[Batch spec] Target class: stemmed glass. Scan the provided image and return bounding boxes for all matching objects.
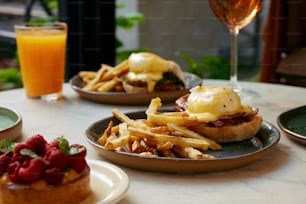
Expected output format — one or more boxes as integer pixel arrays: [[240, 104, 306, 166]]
[[208, 0, 264, 97]]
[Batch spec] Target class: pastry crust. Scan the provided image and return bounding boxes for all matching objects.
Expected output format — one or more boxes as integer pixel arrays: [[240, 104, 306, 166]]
[[190, 115, 263, 143], [0, 167, 91, 204]]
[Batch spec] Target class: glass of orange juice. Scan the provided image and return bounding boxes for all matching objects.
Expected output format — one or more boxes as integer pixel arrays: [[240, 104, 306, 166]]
[[15, 22, 67, 101]]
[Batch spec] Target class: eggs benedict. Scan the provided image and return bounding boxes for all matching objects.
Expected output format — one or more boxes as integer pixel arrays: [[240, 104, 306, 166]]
[[175, 85, 262, 142], [122, 52, 185, 93]]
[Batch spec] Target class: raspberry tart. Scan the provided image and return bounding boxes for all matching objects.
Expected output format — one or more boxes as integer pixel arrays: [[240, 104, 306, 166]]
[[0, 134, 91, 204]]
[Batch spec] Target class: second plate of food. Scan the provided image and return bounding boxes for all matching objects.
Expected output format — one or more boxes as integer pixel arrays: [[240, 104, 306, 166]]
[[277, 105, 306, 145], [85, 110, 280, 174], [70, 72, 202, 105]]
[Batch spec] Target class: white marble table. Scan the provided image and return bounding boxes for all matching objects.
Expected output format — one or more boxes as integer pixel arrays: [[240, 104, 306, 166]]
[[0, 80, 305, 204]]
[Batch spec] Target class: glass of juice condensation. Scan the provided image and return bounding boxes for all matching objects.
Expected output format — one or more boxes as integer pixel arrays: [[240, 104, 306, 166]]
[[14, 22, 67, 101]]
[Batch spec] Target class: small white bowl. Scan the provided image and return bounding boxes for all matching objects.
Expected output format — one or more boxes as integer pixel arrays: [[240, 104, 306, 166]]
[[0, 106, 22, 141]]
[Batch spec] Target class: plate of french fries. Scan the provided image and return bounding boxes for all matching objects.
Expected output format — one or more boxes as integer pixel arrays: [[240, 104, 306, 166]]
[[85, 98, 280, 173], [70, 62, 202, 105]]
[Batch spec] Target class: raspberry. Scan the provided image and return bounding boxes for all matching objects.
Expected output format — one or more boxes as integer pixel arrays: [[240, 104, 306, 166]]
[[11, 143, 35, 162], [21, 158, 31, 168], [69, 157, 87, 173], [68, 144, 87, 173], [44, 148, 69, 170], [7, 161, 22, 183], [1, 134, 89, 186], [25, 134, 47, 155], [43, 167, 64, 185], [47, 140, 60, 150], [70, 144, 87, 157], [14, 143, 34, 154], [18, 158, 46, 183], [0, 154, 11, 176]]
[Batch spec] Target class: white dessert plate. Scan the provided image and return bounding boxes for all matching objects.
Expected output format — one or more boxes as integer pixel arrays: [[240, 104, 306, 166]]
[[81, 159, 130, 204]]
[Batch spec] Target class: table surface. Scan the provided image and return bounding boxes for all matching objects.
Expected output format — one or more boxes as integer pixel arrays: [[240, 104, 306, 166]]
[[0, 80, 305, 204]]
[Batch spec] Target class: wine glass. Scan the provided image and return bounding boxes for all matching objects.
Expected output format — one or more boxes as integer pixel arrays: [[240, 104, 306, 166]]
[[208, 0, 264, 98]]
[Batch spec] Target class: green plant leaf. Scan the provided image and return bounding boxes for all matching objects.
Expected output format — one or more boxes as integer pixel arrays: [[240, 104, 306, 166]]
[[180, 53, 231, 79], [116, 3, 125, 9], [0, 69, 23, 91], [116, 13, 144, 30], [116, 38, 123, 49]]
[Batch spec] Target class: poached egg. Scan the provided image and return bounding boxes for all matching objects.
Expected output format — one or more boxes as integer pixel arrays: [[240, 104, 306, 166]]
[[126, 52, 185, 92], [186, 86, 252, 123]]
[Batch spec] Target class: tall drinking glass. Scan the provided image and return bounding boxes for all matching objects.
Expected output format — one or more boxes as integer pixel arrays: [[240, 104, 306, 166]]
[[208, 0, 264, 97], [15, 22, 67, 101]]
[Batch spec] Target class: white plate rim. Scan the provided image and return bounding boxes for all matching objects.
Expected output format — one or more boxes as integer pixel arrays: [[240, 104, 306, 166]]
[[83, 159, 130, 204]]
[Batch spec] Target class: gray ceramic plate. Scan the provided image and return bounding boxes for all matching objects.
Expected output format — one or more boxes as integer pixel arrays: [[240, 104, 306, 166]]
[[86, 110, 280, 173], [277, 105, 306, 145], [70, 72, 202, 105], [0, 106, 22, 141]]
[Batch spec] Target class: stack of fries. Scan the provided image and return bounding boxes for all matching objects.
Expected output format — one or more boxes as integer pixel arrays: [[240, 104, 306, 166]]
[[98, 98, 223, 159], [79, 60, 129, 92]]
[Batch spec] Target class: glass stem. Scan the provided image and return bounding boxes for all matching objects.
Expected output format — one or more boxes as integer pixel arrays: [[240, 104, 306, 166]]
[[229, 28, 241, 93]]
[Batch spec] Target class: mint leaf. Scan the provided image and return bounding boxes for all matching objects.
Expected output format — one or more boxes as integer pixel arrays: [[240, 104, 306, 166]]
[[20, 149, 47, 163], [0, 139, 16, 154], [20, 149, 39, 158], [56, 136, 70, 154], [69, 146, 85, 155]]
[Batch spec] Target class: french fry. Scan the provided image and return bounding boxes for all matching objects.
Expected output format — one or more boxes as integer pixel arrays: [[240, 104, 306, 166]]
[[131, 139, 151, 153], [101, 60, 129, 81], [97, 77, 121, 92], [112, 108, 150, 130], [79, 71, 96, 79], [104, 135, 131, 150], [83, 66, 108, 91], [156, 141, 174, 150], [146, 98, 199, 126], [118, 122, 128, 137], [151, 126, 173, 136], [112, 108, 135, 125], [91, 82, 106, 91], [167, 123, 222, 150], [131, 140, 142, 153], [128, 127, 210, 151], [138, 152, 157, 157], [98, 121, 113, 145], [160, 149, 176, 158], [114, 84, 124, 92], [97, 100, 224, 160], [79, 60, 129, 93], [173, 146, 215, 159], [79, 71, 97, 86]]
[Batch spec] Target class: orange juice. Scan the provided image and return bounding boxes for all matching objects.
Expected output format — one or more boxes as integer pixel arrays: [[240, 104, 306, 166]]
[[15, 23, 67, 99]]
